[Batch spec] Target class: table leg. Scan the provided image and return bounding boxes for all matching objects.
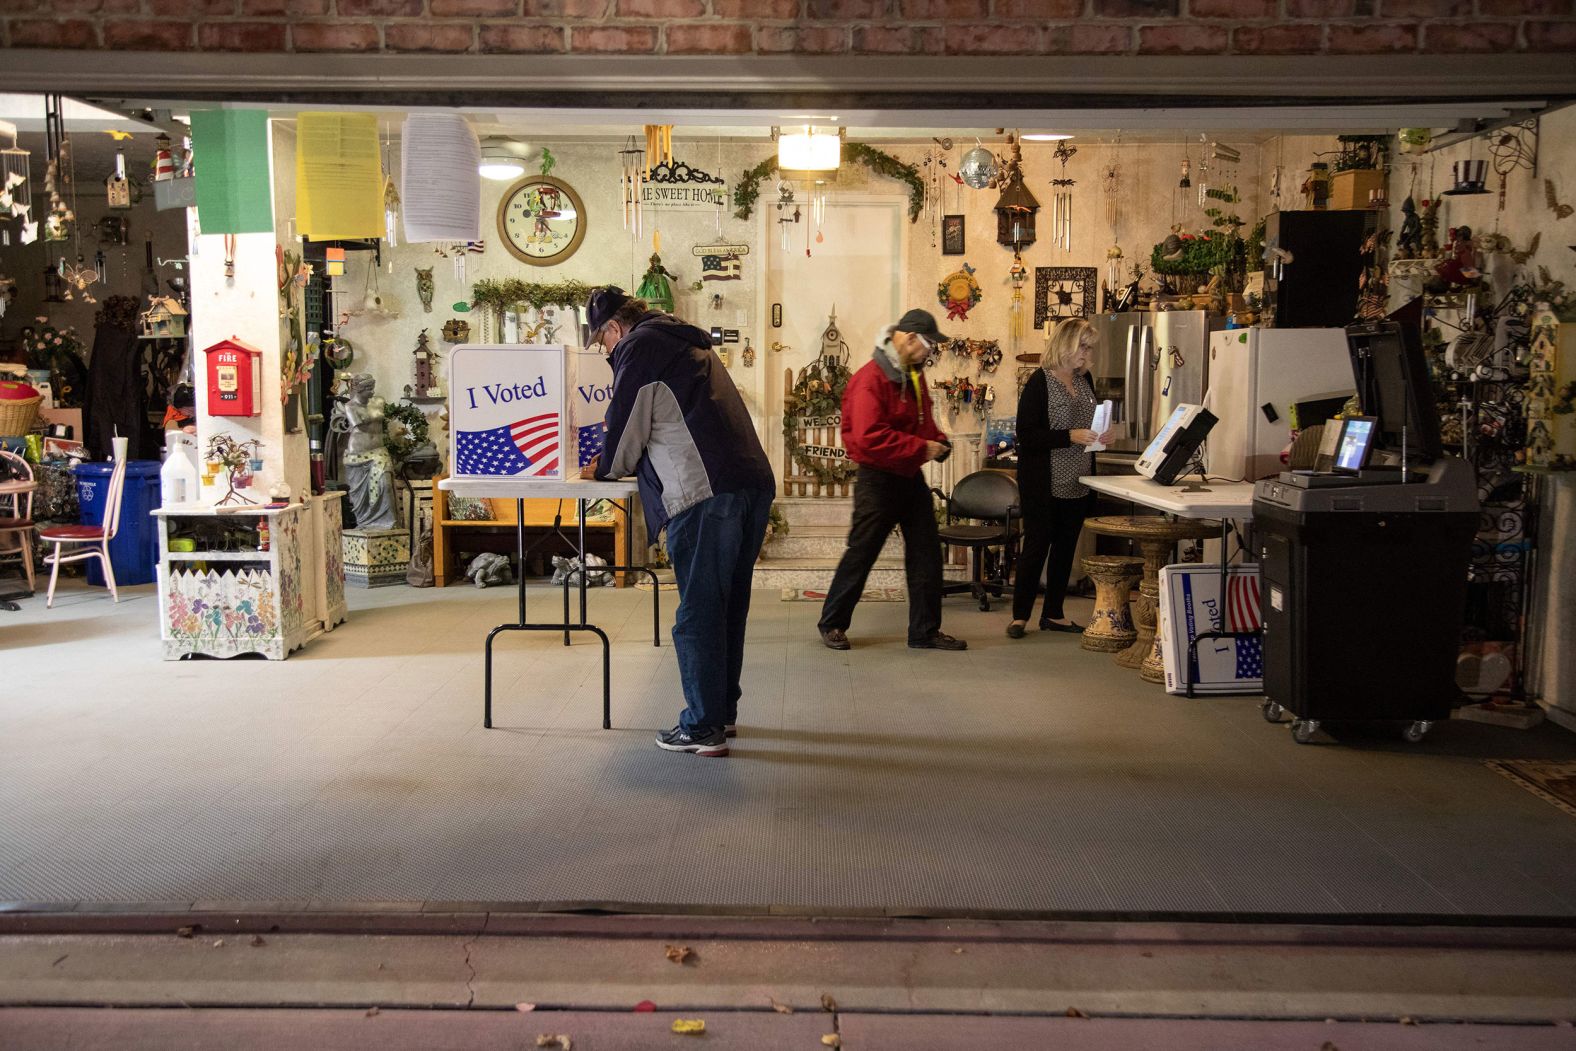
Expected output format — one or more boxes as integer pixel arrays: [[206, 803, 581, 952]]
[[578, 498, 589, 628]]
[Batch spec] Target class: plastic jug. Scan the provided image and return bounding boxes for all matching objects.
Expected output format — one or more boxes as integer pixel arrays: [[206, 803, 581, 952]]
[[160, 431, 200, 506]]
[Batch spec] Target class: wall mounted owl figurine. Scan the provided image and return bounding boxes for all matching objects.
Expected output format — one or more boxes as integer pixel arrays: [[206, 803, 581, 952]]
[[415, 267, 434, 313]]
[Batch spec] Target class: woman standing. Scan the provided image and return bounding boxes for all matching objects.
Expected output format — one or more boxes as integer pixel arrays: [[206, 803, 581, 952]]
[[1007, 318, 1110, 639]]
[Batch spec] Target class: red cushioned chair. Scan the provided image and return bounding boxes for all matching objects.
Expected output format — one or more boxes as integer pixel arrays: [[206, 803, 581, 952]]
[[0, 449, 36, 592], [38, 456, 127, 608]]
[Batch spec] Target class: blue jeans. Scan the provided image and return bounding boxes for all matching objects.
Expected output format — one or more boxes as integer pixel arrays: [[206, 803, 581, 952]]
[[664, 487, 773, 733]]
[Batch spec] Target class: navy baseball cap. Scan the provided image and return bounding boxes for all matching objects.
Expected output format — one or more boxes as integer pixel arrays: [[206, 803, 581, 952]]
[[894, 308, 949, 343], [586, 285, 632, 336]]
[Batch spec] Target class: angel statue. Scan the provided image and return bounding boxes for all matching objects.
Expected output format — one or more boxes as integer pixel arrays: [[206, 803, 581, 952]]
[[331, 372, 398, 530]]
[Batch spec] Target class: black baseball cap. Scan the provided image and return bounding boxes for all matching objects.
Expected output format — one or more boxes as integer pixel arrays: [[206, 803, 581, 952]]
[[586, 285, 632, 336], [894, 308, 949, 343]]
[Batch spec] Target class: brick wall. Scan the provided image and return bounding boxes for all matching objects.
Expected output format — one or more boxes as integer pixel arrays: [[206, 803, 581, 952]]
[[2, 0, 1573, 55]]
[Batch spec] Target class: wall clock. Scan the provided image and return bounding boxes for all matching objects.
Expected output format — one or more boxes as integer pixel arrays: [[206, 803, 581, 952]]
[[497, 175, 586, 267]]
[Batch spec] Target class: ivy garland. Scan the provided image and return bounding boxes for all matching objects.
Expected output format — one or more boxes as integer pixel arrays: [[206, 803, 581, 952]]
[[781, 356, 858, 487], [471, 278, 600, 315], [383, 400, 431, 463], [734, 143, 925, 224]]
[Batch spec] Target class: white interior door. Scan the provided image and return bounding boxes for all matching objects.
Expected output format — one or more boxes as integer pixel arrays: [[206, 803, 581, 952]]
[[755, 194, 907, 474]]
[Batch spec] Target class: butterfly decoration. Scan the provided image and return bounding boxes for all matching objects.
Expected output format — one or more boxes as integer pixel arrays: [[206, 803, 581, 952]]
[[1547, 179, 1574, 221], [103, 130, 134, 142], [59, 259, 100, 303]]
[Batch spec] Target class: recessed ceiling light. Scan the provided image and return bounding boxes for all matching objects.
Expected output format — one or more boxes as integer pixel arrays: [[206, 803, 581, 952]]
[[1021, 133, 1073, 141]]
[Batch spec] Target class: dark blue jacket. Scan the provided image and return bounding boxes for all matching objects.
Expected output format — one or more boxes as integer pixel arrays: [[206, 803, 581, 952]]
[[594, 313, 775, 535]]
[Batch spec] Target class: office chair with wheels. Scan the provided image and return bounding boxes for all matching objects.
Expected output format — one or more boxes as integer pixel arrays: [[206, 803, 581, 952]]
[[933, 469, 1020, 611]]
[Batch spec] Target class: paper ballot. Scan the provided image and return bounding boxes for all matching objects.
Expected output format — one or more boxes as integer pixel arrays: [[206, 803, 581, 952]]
[[401, 114, 481, 243], [296, 112, 384, 240], [1087, 399, 1114, 452]]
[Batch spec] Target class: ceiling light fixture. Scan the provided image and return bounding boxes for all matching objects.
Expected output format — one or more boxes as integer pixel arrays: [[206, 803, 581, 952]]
[[1020, 133, 1074, 142], [775, 125, 843, 172], [478, 136, 531, 181]]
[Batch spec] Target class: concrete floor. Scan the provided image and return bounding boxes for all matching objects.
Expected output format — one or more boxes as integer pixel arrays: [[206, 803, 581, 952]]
[[4, 577, 1576, 917]]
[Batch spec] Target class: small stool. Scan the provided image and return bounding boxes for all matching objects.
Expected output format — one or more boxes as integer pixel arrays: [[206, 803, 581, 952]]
[[1080, 554, 1144, 653], [1086, 515, 1220, 681]]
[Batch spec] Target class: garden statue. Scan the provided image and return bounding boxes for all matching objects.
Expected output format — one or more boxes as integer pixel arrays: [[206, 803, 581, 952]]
[[1396, 197, 1422, 260], [331, 372, 397, 530]]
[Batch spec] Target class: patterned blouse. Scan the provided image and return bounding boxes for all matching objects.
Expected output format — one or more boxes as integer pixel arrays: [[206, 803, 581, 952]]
[[1044, 368, 1096, 499]]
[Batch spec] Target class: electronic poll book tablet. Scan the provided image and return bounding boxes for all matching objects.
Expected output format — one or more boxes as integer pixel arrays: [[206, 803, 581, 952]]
[[1333, 415, 1377, 474], [1135, 404, 1218, 486]]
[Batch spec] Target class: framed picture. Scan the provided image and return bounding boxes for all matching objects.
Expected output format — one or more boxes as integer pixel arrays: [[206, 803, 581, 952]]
[[1034, 267, 1098, 329], [941, 214, 966, 256]]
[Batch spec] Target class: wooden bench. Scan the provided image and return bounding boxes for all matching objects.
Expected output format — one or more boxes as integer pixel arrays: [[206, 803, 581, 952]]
[[431, 473, 631, 588]]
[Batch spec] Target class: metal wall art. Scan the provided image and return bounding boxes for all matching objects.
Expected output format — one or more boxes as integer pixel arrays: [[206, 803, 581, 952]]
[[1033, 267, 1097, 328]]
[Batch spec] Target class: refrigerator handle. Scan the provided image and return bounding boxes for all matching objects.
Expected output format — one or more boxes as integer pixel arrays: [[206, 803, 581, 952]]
[[1122, 325, 1137, 429], [1134, 324, 1154, 443]]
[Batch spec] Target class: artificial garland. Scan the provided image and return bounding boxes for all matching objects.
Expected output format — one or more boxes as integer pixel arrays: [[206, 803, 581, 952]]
[[734, 143, 925, 224], [782, 355, 857, 487], [471, 277, 599, 315], [382, 400, 430, 463]]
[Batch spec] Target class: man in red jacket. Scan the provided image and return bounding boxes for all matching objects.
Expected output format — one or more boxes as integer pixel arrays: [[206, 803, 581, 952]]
[[818, 309, 967, 652]]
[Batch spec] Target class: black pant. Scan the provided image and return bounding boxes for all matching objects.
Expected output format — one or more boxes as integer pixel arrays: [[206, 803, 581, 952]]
[[819, 467, 943, 644], [1012, 493, 1092, 622]]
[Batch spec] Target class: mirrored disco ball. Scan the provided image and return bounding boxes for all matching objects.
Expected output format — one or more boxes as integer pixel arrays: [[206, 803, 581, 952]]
[[959, 147, 997, 189]]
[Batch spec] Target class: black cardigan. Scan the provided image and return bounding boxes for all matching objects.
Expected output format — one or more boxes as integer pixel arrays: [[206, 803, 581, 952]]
[[1014, 369, 1097, 497]]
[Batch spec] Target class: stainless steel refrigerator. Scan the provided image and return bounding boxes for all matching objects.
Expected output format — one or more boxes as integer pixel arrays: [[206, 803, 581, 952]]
[[1150, 310, 1220, 438], [1085, 310, 1217, 454]]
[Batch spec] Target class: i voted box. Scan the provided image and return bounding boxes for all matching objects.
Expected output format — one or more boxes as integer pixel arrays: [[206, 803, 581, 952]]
[[1157, 563, 1264, 696], [568, 346, 614, 475], [449, 344, 570, 481]]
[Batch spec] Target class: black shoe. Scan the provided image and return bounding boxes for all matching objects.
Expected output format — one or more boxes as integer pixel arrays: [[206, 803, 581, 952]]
[[1039, 618, 1083, 633], [820, 628, 851, 651], [909, 632, 968, 651], [1006, 621, 1027, 639], [655, 726, 729, 757]]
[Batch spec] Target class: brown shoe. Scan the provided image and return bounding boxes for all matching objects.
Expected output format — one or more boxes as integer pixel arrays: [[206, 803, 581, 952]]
[[909, 632, 968, 651], [820, 628, 851, 650]]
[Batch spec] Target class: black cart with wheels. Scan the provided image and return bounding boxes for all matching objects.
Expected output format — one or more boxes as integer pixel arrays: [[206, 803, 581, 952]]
[[1252, 457, 1479, 745]]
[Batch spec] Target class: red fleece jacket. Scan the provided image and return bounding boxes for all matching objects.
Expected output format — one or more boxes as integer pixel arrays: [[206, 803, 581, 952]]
[[840, 354, 947, 477]]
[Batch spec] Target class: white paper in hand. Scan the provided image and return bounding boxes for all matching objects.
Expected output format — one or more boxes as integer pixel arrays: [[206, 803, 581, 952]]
[[1087, 400, 1113, 452]]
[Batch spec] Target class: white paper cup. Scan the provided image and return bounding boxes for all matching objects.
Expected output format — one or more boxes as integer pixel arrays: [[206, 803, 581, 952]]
[[111, 436, 129, 461]]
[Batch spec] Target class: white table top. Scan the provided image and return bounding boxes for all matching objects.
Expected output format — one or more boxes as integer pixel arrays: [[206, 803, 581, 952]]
[[440, 476, 639, 500], [152, 502, 306, 518], [1080, 474, 1257, 520]]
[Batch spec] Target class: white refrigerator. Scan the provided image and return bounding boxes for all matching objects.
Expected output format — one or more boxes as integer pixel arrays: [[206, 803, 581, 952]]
[[1204, 328, 1356, 482]]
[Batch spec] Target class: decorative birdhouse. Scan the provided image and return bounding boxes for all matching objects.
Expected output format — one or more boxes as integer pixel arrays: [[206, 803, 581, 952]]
[[140, 296, 188, 338], [203, 337, 263, 417], [994, 170, 1040, 248]]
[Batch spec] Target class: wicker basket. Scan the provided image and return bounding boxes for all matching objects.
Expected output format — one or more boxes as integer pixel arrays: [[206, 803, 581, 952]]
[[0, 394, 42, 437]]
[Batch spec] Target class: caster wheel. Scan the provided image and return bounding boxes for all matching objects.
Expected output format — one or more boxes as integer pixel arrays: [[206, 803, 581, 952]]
[[1291, 719, 1319, 744], [1403, 720, 1432, 744], [1261, 701, 1287, 724]]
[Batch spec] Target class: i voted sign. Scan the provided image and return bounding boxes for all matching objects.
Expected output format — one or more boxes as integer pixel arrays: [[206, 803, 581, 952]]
[[449, 344, 568, 480], [569, 347, 614, 472]]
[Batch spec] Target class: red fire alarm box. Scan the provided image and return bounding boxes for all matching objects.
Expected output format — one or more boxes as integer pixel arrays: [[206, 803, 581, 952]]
[[203, 337, 263, 417]]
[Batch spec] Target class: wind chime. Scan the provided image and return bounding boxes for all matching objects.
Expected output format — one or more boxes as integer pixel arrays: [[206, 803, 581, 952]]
[[382, 123, 400, 251], [776, 182, 799, 252], [807, 179, 828, 257], [0, 120, 34, 247], [618, 137, 645, 241], [1102, 154, 1125, 308], [1008, 252, 1028, 348], [922, 138, 952, 249], [1202, 140, 1241, 211], [1049, 139, 1076, 252]]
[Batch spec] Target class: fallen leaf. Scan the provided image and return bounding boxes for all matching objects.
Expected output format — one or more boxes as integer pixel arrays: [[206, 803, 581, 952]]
[[1140, 951, 1153, 958], [1065, 1007, 1088, 1018], [821, 1036, 842, 1048], [250, 935, 266, 947], [633, 1000, 657, 1013], [211, 939, 225, 948], [664, 944, 694, 965], [671, 1018, 706, 1035], [176, 926, 195, 939], [821, 994, 838, 1013], [1399, 1017, 1417, 1026], [769, 997, 793, 1014], [951, 947, 965, 955], [516, 1002, 536, 1012], [365, 1006, 380, 1018], [535, 1036, 572, 1050]]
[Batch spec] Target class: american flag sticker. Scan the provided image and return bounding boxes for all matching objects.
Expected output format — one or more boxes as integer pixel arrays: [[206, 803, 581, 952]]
[[448, 344, 568, 480]]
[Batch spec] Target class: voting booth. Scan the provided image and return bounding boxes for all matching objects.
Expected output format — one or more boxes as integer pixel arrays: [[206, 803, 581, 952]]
[[449, 344, 570, 481]]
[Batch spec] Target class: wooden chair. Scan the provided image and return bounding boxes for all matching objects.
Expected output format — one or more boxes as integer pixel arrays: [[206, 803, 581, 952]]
[[430, 473, 629, 587], [38, 456, 127, 608], [0, 449, 36, 592]]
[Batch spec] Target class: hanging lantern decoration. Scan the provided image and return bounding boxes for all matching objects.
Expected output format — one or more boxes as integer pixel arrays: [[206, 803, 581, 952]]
[[994, 173, 1039, 249], [42, 262, 65, 303], [153, 133, 175, 181]]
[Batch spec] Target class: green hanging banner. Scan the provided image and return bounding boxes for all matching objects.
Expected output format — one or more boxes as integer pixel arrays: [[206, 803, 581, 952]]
[[189, 109, 274, 235]]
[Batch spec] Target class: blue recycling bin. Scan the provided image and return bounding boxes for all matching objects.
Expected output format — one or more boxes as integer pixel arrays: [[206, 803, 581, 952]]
[[73, 459, 162, 588]]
